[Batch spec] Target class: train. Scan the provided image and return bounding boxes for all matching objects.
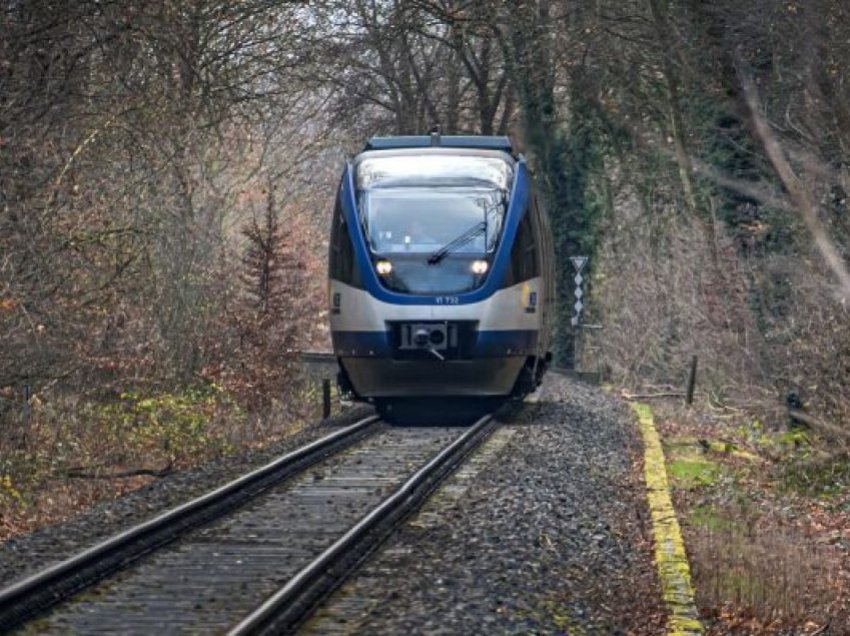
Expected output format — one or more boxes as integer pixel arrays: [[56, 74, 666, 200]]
[[328, 133, 555, 419]]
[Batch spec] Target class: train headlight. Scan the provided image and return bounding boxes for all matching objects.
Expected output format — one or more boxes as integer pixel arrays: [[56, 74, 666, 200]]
[[375, 259, 393, 276], [470, 259, 489, 275]]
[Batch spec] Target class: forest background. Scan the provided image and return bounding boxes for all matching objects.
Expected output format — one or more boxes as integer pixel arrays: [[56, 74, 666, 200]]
[[2, 0, 850, 624]]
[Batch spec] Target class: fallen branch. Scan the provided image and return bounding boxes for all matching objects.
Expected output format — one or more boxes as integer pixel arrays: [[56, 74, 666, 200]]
[[810, 623, 830, 636], [620, 390, 685, 400], [62, 464, 173, 480], [788, 409, 850, 446]]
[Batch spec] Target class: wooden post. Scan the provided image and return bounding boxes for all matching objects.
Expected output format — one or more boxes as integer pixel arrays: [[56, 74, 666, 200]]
[[573, 325, 581, 373], [322, 378, 331, 419], [22, 383, 31, 430], [685, 356, 698, 405]]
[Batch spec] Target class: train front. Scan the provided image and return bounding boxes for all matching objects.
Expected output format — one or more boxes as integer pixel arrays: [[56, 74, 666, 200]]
[[329, 136, 541, 408]]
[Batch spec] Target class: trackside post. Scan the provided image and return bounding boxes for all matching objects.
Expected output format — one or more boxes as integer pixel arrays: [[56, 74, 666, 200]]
[[322, 379, 332, 418]]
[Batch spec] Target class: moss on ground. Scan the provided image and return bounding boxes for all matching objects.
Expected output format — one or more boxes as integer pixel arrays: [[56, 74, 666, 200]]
[[663, 438, 723, 489]]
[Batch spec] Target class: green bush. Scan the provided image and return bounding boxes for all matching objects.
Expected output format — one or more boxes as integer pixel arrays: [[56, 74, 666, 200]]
[[104, 384, 237, 467]]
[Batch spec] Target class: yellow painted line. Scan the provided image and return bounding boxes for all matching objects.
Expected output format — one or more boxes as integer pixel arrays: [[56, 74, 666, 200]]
[[632, 403, 703, 635]]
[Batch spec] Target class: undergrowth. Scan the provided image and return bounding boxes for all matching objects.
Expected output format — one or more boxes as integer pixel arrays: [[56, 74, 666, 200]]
[[651, 402, 850, 632], [0, 377, 325, 539]]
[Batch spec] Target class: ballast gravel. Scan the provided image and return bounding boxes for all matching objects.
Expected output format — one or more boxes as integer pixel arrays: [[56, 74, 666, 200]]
[[306, 374, 666, 634], [2, 376, 668, 633], [0, 405, 373, 588]]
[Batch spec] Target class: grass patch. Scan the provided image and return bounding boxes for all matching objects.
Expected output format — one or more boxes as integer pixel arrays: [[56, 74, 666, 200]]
[[668, 459, 721, 488], [663, 437, 724, 490]]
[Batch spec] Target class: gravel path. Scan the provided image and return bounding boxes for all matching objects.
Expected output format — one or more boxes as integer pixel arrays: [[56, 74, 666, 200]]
[[0, 406, 373, 588], [305, 374, 666, 634]]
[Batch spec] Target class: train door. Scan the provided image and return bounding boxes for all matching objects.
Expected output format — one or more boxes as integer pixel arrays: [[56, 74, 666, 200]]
[[530, 188, 554, 367]]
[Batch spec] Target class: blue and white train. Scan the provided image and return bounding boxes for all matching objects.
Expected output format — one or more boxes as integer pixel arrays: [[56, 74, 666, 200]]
[[329, 134, 555, 417]]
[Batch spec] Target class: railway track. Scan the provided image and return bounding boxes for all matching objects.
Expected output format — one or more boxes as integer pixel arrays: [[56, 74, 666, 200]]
[[0, 413, 497, 634]]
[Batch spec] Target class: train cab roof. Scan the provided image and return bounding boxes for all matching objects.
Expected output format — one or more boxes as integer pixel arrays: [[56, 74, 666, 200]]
[[355, 135, 516, 192], [364, 135, 513, 154]]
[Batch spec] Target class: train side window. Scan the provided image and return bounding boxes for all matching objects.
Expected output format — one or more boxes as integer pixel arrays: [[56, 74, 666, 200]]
[[530, 193, 546, 276], [519, 208, 539, 279], [329, 198, 343, 279], [329, 198, 360, 286], [502, 242, 517, 288], [507, 205, 539, 284]]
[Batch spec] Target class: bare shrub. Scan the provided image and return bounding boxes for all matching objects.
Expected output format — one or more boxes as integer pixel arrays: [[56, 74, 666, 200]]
[[591, 191, 762, 399], [689, 501, 849, 630], [753, 253, 850, 423]]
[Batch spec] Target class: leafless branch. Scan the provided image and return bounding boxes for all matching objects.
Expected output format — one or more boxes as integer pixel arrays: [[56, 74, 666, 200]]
[[740, 74, 850, 301]]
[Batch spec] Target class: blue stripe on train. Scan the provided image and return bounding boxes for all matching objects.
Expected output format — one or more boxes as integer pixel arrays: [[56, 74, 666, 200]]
[[475, 330, 538, 356], [331, 330, 539, 358]]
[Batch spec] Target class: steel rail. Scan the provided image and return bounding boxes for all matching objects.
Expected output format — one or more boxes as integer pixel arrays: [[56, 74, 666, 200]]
[[0, 414, 381, 632], [229, 414, 498, 635]]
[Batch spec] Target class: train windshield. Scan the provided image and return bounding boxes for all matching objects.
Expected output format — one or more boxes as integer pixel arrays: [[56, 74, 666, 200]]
[[356, 153, 513, 255], [354, 152, 513, 294], [361, 187, 504, 254]]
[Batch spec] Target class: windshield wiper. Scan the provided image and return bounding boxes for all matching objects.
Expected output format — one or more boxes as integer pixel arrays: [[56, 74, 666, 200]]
[[427, 221, 487, 265]]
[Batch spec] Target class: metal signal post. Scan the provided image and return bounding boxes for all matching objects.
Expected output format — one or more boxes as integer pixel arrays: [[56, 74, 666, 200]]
[[569, 256, 587, 327], [569, 256, 588, 369]]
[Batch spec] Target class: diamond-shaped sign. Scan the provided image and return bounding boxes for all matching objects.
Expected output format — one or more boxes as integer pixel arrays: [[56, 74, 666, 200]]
[[574, 273, 583, 286], [575, 287, 583, 299], [574, 300, 583, 313]]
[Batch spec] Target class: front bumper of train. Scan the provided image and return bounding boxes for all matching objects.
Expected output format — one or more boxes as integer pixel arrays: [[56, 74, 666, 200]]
[[333, 326, 538, 398], [339, 356, 526, 398]]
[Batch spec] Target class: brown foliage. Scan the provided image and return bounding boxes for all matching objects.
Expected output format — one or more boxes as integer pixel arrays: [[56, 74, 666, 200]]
[[0, 1, 329, 409], [592, 201, 762, 399]]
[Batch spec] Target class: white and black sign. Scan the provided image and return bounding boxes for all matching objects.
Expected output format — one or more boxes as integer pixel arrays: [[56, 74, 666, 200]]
[[570, 256, 588, 273], [570, 256, 588, 326]]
